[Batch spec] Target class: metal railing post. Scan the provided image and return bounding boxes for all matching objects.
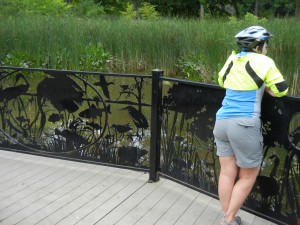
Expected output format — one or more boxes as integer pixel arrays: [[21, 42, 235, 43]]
[[149, 69, 163, 182]]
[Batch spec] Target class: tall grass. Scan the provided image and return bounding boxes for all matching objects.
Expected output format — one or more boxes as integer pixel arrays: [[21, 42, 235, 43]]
[[0, 15, 299, 95]]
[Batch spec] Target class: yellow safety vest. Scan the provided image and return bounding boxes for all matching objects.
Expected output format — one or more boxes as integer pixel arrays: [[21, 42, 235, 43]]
[[218, 51, 288, 97]]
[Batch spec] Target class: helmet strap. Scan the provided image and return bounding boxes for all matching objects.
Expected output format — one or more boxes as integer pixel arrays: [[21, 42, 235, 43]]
[[261, 42, 268, 55]]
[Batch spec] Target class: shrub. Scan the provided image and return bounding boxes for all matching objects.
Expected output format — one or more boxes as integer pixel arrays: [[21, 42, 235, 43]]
[[138, 2, 159, 20], [176, 54, 210, 82], [79, 43, 112, 71], [121, 3, 137, 20]]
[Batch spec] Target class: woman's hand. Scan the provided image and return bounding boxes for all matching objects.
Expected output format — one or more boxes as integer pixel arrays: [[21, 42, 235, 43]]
[[265, 87, 276, 97]]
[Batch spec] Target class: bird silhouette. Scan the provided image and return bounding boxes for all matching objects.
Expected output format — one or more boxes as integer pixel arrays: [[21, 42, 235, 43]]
[[111, 123, 132, 138], [117, 84, 134, 100], [120, 106, 149, 130], [0, 73, 29, 102], [94, 76, 114, 99], [120, 85, 130, 91], [254, 154, 280, 207]]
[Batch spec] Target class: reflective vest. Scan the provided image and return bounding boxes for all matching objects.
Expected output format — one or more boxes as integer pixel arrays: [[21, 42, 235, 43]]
[[218, 51, 288, 97]]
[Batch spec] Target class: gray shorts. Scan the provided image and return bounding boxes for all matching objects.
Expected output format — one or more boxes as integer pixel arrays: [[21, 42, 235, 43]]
[[213, 117, 263, 168]]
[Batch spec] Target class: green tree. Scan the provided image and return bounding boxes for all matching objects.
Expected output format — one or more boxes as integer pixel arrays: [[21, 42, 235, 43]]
[[238, 0, 295, 18]]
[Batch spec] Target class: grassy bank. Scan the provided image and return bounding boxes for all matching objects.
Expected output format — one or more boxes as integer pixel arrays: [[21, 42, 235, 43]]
[[0, 15, 299, 95]]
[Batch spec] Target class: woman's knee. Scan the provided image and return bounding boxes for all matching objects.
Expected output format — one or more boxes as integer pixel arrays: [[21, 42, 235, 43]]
[[239, 166, 260, 181], [219, 156, 239, 179]]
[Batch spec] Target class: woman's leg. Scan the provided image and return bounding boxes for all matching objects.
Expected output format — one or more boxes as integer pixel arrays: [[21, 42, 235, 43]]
[[218, 156, 239, 214], [224, 166, 260, 222]]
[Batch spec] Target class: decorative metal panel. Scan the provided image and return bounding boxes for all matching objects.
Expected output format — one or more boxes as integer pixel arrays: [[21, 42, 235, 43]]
[[0, 67, 151, 168], [161, 80, 300, 225], [1, 66, 299, 224]]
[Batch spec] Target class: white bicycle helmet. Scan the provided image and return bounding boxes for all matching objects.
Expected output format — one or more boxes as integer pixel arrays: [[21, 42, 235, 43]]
[[235, 26, 273, 49]]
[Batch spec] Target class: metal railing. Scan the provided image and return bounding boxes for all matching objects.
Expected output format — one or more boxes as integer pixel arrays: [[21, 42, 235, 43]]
[[0, 66, 299, 224], [0, 66, 152, 171], [149, 71, 300, 225]]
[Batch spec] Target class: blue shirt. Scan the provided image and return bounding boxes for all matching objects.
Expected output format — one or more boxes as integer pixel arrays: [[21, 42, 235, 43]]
[[216, 86, 265, 119]]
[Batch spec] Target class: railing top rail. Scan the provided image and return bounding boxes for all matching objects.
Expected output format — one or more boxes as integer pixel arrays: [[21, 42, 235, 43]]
[[0, 66, 152, 79], [161, 76, 223, 89], [161, 76, 300, 99]]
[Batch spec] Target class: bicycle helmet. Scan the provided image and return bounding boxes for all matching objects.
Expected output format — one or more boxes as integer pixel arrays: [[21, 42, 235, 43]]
[[235, 26, 273, 50]]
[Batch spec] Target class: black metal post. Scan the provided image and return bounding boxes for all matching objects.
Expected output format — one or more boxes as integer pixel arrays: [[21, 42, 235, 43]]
[[149, 69, 163, 182]]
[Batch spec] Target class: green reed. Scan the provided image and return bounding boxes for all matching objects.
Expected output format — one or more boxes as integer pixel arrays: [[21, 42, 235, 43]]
[[0, 15, 299, 95]]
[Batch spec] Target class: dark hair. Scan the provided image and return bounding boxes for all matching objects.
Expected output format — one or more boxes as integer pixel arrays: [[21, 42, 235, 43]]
[[255, 41, 266, 52], [240, 40, 267, 52]]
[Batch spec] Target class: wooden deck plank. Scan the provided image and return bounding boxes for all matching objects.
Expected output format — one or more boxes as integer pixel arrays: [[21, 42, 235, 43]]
[[94, 176, 164, 225], [0, 150, 278, 225], [0, 157, 20, 170], [115, 179, 171, 225], [44, 167, 126, 225], [0, 164, 76, 212], [134, 180, 188, 225], [21, 166, 117, 225], [76, 173, 147, 225], [0, 165, 61, 200], [0, 163, 97, 224], [155, 186, 200, 225], [0, 162, 52, 191], [174, 192, 213, 225], [56, 170, 145, 225], [17, 166, 113, 225], [0, 160, 28, 179], [193, 198, 223, 225], [252, 216, 273, 225], [0, 164, 79, 211]]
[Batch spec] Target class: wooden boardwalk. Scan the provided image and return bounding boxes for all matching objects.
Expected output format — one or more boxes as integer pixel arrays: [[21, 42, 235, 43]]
[[0, 150, 277, 225]]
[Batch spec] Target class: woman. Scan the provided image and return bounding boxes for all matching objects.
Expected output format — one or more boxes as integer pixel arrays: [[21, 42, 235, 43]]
[[213, 26, 288, 225]]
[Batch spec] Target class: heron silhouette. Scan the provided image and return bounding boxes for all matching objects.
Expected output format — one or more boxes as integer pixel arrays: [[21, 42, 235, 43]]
[[254, 154, 280, 206], [0, 73, 29, 102], [120, 106, 149, 131]]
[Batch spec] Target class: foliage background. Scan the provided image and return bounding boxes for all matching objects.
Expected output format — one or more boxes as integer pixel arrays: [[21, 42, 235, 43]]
[[0, 0, 299, 95]]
